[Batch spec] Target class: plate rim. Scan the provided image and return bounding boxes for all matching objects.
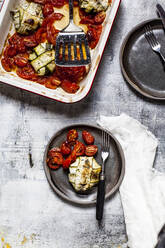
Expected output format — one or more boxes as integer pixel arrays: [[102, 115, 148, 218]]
[[43, 123, 125, 206], [120, 18, 165, 101]]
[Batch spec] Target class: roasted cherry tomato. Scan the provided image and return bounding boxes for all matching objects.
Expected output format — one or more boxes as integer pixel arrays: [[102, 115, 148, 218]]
[[14, 54, 28, 67], [42, 13, 63, 27], [47, 147, 63, 169], [47, 160, 60, 170], [47, 21, 59, 45], [87, 25, 102, 49], [82, 130, 95, 145], [67, 129, 78, 145], [9, 33, 21, 46], [85, 145, 98, 156], [52, 152, 64, 165], [48, 147, 61, 157], [94, 11, 106, 24], [16, 64, 38, 80], [35, 27, 47, 43], [45, 78, 58, 89], [51, 0, 65, 7], [61, 141, 71, 156], [23, 35, 38, 48], [43, 3, 54, 17], [9, 33, 26, 53], [63, 150, 76, 170], [79, 9, 94, 25], [37, 76, 48, 85], [56, 66, 86, 83], [63, 157, 72, 169], [50, 76, 61, 86], [4, 45, 17, 57], [1, 57, 13, 72], [61, 80, 80, 94], [73, 141, 85, 156]]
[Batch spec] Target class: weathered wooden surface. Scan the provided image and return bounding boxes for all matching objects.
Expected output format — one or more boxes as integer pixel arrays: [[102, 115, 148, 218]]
[[0, 0, 165, 247]]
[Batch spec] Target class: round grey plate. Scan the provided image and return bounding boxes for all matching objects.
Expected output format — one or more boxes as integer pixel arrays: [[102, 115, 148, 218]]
[[43, 124, 125, 206], [120, 19, 165, 100]]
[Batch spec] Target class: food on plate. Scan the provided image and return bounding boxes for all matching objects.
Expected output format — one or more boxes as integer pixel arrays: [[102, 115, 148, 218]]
[[10, 0, 43, 35], [82, 130, 94, 144], [85, 145, 98, 156], [67, 129, 78, 145], [61, 141, 71, 156], [47, 147, 64, 169], [68, 156, 101, 192], [79, 0, 109, 13], [46, 128, 102, 192], [1, 0, 112, 93]]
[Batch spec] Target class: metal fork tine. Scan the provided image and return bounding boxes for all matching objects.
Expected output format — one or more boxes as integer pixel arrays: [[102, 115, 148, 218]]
[[105, 132, 108, 150], [107, 132, 110, 151], [107, 133, 109, 151], [146, 25, 158, 46], [102, 130, 104, 149], [144, 24, 165, 64], [145, 28, 155, 48]]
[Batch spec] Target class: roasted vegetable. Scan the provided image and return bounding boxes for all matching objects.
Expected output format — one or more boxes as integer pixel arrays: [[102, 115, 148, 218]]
[[10, 0, 43, 35], [68, 156, 101, 192], [79, 0, 109, 13], [29, 42, 56, 76]]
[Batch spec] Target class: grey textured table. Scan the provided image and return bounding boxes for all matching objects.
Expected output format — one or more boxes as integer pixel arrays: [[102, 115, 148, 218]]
[[0, 0, 165, 247]]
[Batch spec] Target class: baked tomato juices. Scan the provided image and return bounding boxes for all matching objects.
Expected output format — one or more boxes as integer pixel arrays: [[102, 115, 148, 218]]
[[1, 0, 112, 94]]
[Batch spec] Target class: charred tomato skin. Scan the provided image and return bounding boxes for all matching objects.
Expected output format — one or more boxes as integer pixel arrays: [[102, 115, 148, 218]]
[[61, 141, 72, 156], [85, 145, 98, 156], [73, 140, 86, 156], [67, 129, 78, 145], [82, 130, 95, 145]]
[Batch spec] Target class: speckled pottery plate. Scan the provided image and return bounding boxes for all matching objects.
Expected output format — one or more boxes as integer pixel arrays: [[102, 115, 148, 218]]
[[43, 124, 125, 206], [0, 0, 121, 103], [120, 19, 165, 100]]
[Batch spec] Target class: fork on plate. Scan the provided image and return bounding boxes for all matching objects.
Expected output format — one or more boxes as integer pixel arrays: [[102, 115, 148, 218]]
[[144, 24, 165, 63], [96, 130, 110, 221]]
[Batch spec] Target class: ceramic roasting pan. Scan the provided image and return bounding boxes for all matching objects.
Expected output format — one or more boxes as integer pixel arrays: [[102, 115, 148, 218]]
[[0, 0, 121, 103], [43, 124, 125, 206]]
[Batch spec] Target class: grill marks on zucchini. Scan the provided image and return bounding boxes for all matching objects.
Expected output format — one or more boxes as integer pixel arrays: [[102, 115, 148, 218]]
[[79, 0, 109, 13], [68, 156, 101, 192], [10, 0, 43, 35], [29, 43, 56, 76]]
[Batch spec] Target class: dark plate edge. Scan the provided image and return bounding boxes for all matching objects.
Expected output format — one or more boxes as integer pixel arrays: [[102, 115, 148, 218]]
[[119, 18, 165, 101], [43, 123, 125, 206]]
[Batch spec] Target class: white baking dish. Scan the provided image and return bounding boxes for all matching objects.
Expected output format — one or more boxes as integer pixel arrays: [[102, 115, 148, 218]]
[[0, 0, 121, 103]]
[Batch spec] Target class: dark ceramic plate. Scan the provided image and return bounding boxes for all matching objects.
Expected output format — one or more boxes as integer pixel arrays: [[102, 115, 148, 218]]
[[120, 19, 165, 100], [43, 124, 125, 206]]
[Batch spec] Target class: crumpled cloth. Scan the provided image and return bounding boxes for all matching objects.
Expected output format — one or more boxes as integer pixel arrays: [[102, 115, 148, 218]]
[[97, 114, 165, 248]]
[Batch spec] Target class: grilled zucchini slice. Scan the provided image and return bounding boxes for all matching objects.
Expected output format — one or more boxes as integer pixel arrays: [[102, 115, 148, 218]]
[[30, 43, 56, 76], [11, 0, 43, 35], [29, 52, 37, 61], [31, 50, 55, 72], [46, 61, 56, 73], [68, 156, 101, 192], [79, 0, 109, 13]]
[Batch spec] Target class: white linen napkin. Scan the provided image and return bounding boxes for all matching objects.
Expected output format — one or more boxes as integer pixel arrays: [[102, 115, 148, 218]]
[[97, 113, 165, 248]]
